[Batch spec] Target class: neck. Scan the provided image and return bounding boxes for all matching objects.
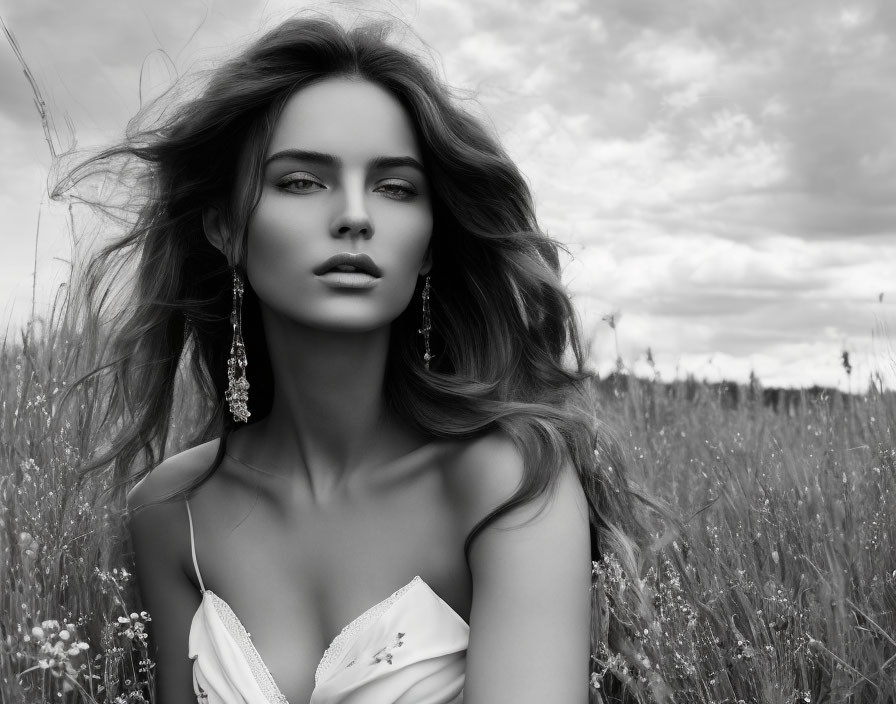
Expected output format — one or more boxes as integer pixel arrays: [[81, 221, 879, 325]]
[[242, 305, 412, 495]]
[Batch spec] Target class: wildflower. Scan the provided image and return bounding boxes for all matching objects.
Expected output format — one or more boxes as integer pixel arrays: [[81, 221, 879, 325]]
[[16, 621, 89, 682], [115, 612, 151, 646]]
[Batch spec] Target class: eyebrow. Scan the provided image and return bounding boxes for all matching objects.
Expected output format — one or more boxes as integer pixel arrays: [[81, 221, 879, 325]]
[[265, 149, 425, 173]]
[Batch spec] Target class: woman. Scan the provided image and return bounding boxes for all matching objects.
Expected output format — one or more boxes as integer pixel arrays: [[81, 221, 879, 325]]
[[71, 14, 646, 704]]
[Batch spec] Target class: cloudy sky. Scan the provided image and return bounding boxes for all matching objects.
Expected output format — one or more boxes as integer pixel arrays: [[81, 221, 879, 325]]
[[1, 0, 894, 390]]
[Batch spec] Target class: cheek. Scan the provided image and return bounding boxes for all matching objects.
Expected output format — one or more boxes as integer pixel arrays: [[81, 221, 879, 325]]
[[248, 198, 301, 257], [389, 205, 433, 271], [244, 220, 302, 311], [245, 197, 322, 282], [378, 208, 432, 314]]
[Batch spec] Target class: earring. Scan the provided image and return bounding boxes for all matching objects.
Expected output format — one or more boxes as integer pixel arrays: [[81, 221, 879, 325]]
[[225, 267, 250, 423], [418, 275, 433, 370]]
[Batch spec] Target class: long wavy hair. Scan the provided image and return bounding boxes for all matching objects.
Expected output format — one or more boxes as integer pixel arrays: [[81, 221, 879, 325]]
[[64, 15, 659, 697]]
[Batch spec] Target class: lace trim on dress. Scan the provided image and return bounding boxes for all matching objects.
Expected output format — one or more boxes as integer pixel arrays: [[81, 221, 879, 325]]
[[314, 576, 422, 686], [206, 591, 289, 704]]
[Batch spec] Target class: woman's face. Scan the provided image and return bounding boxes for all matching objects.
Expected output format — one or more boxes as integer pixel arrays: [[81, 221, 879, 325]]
[[245, 77, 433, 333]]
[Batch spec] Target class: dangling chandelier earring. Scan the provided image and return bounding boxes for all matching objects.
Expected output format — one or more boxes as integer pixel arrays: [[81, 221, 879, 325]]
[[418, 275, 433, 370], [225, 267, 250, 422]]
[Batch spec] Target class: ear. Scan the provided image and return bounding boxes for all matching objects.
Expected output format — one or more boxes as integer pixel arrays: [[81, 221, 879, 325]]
[[202, 207, 230, 260]]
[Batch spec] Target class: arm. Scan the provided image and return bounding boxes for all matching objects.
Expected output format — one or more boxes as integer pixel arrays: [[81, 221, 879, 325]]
[[453, 434, 592, 704], [127, 464, 203, 704]]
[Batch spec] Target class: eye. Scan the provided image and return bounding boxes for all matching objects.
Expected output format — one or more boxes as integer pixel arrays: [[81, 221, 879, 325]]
[[276, 172, 325, 193], [375, 179, 417, 200]]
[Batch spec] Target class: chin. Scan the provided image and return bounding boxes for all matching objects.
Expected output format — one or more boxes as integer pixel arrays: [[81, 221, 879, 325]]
[[312, 318, 391, 334], [259, 290, 414, 334], [287, 308, 400, 334]]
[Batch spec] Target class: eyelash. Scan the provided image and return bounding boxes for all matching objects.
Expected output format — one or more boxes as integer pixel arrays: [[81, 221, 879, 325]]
[[376, 181, 417, 199], [277, 174, 323, 192], [275, 174, 417, 199]]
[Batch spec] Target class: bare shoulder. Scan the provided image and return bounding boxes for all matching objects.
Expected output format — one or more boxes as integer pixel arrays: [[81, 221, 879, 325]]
[[444, 430, 523, 497], [441, 431, 525, 532], [126, 439, 222, 513], [442, 430, 587, 541], [125, 439, 222, 586]]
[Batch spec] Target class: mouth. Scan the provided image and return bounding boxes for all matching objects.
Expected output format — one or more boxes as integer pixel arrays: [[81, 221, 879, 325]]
[[314, 253, 382, 278]]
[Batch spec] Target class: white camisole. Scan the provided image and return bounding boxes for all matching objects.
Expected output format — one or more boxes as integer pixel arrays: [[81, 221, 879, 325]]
[[185, 501, 469, 703]]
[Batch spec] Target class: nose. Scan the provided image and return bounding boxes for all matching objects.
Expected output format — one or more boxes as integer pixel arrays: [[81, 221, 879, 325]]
[[330, 181, 373, 240]]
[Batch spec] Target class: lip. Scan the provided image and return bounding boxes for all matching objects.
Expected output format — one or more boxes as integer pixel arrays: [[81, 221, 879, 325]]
[[313, 252, 382, 278], [317, 271, 380, 289]]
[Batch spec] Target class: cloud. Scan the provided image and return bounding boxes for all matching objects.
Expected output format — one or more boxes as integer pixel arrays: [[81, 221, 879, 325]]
[[1, 0, 893, 389], [469, 0, 896, 247]]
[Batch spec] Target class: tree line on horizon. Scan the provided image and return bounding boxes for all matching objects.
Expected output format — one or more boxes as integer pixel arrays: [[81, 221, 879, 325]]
[[593, 370, 890, 415]]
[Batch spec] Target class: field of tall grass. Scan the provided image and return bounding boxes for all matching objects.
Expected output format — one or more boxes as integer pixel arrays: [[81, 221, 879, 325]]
[[2, 302, 893, 703], [590, 374, 895, 703]]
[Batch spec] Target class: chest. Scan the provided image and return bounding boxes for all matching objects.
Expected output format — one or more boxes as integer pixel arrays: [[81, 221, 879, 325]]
[[187, 466, 471, 702]]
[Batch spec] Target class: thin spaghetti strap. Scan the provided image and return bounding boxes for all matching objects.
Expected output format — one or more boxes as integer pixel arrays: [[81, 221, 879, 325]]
[[185, 500, 206, 593]]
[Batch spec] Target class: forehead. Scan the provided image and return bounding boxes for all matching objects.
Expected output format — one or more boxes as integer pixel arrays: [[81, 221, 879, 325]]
[[267, 78, 422, 160]]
